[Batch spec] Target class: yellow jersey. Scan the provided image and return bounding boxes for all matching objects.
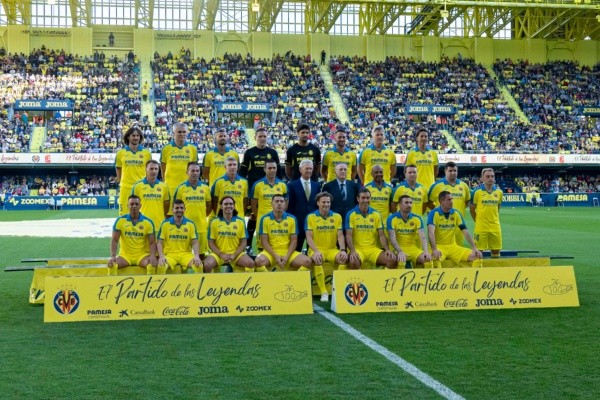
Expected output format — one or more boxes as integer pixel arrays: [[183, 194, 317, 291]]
[[322, 148, 357, 182], [345, 206, 384, 249], [208, 216, 248, 254], [160, 141, 198, 192], [211, 174, 248, 216], [158, 216, 198, 254], [249, 177, 288, 222], [305, 210, 343, 251], [173, 180, 211, 233], [203, 146, 240, 187], [131, 178, 170, 230], [258, 212, 297, 254]]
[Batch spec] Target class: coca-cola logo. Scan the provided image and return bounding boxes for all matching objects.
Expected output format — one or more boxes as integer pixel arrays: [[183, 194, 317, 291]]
[[444, 298, 468, 308]]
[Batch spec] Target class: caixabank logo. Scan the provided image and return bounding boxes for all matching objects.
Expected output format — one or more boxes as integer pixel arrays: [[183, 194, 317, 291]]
[[344, 281, 369, 306], [53, 289, 80, 315]]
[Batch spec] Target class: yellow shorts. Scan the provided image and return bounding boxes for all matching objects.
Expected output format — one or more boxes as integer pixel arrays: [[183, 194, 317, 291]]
[[165, 252, 196, 271], [258, 250, 303, 271], [119, 252, 149, 267], [118, 186, 132, 216], [207, 252, 246, 272], [437, 244, 471, 265], [355, 247, 383, 269], [474, 231, 502, 251], [197, 233, 209, 255], [308, 248, 340, 264], [400, 245, 424, 264]]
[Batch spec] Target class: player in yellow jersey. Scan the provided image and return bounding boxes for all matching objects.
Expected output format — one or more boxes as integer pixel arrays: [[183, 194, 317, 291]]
[[203, 128, 240, 188], [358, 125, 397, 184], [321, 128, 357, 182], [428, 191, 482, 268], [405, 127, 439, 192], [131, 160, 170, 231], [387, 195, 432, 269], [470, 168, 503, 258], [250, 159, 287, 251], [255, 194, 328, 296], [108, 195, 157, 275], [428, 162, 471, 244], [173, 162, 211, 255], [364, 165, 394, 224], [211, 156, 248, 217], [390, 165, 428, 217], [115, 126, 152, 215], [345, 188, 396, 269], [305, 192, 348, 301], [157, 199, 202, 274], [160, 122, 198, 207], [204, 196, 259, 273]]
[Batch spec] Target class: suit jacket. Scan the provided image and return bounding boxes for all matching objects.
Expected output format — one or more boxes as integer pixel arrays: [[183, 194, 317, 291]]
[[287, 178, 320, 229], [322, 179, 359, 220]]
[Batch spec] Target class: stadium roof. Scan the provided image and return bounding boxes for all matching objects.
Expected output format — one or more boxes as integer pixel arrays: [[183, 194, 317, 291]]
[[2, 0, 600, 40]]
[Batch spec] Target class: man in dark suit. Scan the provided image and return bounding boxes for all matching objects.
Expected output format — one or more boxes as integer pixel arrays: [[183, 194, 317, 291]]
[[287, 159, 320, 251], [322, 163, 359, 221]]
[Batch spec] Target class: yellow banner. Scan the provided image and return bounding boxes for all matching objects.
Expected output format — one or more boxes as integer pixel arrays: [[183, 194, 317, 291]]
[[44, 272, 313, 322], [331, 267, 579, 313], [310, 258, 551, 295], [30, 266, 145, 304]]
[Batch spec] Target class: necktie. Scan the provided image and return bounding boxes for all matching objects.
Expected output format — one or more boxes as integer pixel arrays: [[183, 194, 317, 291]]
[[304, 181, 310, 200], [340, 182, 346, 201]]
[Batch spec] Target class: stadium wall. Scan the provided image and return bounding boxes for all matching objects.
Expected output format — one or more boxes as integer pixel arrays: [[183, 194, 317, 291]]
[[4, 26, 600, 65]]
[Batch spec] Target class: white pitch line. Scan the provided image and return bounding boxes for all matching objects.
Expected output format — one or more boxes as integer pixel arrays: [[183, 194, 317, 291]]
[[314, 304, 465, 400]]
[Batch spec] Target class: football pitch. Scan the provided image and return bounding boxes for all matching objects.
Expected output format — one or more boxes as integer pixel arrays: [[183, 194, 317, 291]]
[[0, 207, 598, 399]]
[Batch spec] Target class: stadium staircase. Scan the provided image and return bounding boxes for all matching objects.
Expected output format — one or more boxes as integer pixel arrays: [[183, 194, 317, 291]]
[[139, 56, 155, 125], [319, 65, 351, 126], [440, 129, 463, 153], [485, 65, 530, 124], [29, 126, 46, 153]]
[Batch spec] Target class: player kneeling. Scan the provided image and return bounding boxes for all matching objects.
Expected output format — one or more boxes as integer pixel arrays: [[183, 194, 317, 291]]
[[108, 195, 157, 275], [156, 199, 203, 274], [203, 197, 256, 273], [255, 194, 328, 297], [387, 195, 432, 269], [428, 191, 483, 268]]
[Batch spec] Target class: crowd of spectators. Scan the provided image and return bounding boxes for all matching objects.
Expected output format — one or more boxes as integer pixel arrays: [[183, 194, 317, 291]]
[[494, 59, 600, 154], [1, 47, 145, 154], [329, 56, 521, 153], [151, 50, 341, 153], [0, 174, 116, 199], [2, 49, 600, 156]]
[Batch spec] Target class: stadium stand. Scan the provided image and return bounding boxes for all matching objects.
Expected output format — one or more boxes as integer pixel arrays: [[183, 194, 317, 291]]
[[494, 59, 600, 154], [330, 56, 534, 153], [1, 48, 144, 153]]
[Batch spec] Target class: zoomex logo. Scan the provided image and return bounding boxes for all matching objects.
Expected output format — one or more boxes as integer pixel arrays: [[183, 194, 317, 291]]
[[344, 281, 368, 306], [53, 289, 80, 315]]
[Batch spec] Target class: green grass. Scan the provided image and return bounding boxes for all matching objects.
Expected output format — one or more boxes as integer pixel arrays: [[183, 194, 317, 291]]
[[1, 208, 599, 399]]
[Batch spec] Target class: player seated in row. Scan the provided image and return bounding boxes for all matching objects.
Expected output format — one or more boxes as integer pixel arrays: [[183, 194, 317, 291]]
[[387, 195, 433, 269], [428, 191, 483, 268], [305, 192, 349, 301], [345, 188, 396, 270], [108, 195, 157, 275], [156, 199, 203, 274], [255, 194, 328, 298], [203, 196, 259, 273]]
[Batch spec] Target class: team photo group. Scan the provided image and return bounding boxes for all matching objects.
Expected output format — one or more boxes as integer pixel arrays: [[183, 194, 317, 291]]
[[111, 121, 502, 301]]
